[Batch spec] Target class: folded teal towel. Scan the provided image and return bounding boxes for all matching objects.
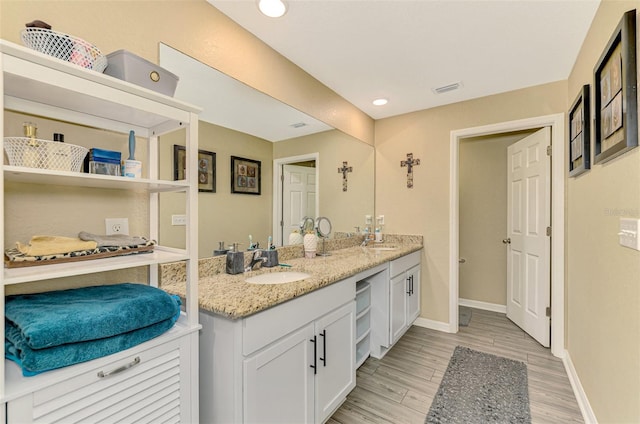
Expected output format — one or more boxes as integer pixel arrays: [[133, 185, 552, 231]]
[[5, 283, 180, 349], [5, 311, 179, 376]]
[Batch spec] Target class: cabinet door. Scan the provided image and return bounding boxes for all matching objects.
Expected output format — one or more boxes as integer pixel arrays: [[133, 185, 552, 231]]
[[390, 273, 408, 344], [314, 302, 356, 423], [244, 323, 315, 424], [406, 264, 421, 324]]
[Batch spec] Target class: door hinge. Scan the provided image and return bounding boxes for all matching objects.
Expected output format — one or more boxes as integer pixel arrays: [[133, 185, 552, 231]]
[[546, 306, 551, 317], [280, 174, 284, 182], [546, 226, 551, 236], [546, 145, 552, 156]]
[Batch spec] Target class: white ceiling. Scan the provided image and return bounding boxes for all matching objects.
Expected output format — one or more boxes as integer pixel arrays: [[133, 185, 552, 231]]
[[207, 0, 600, 120]]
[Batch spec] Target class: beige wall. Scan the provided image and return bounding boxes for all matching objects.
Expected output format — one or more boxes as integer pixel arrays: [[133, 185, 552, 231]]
[[274, 130, 375, 234], [160, 122, 273, 257], [0, 0, 373, 145], [459, 131, 532, 306], [375, 80, 567, 323], [566, 2, 640, 422]]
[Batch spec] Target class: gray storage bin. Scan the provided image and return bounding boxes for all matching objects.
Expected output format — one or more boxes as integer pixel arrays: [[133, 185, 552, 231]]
[[104, 50, 179, 96]]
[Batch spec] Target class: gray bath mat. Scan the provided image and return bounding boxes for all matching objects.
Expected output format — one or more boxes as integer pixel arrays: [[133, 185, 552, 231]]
[[426, 346, 531, 424], [459, 306, 472, 327]]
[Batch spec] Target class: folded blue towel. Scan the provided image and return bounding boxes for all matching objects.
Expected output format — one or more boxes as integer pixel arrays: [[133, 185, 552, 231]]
[[6, 311, 180, 376], [5, 283, 180, 349]]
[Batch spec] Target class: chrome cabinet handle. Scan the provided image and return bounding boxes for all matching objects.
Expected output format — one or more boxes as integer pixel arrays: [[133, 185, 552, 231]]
[[406, 276, 411, 295], [502, 238, 511, 244], [97, 356, 140, 378]]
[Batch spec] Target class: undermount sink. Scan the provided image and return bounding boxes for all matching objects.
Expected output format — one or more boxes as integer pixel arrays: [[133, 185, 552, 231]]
[[245, 272, 311, 285], [367, 246, 399, 251]]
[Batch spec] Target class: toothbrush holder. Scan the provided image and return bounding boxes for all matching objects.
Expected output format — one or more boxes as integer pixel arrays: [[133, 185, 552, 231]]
[[261, 250, 279, 267]]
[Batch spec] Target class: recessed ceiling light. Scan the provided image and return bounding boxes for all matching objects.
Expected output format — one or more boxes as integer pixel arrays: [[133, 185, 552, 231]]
[[258, 0, 287, 18], [372, 98, 388, 106], [290, 122, 307, 128]]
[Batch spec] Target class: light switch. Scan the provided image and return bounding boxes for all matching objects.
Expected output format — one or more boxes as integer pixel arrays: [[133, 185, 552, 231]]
[[619, 218, 640, 251], [172, 214, 187, 226]]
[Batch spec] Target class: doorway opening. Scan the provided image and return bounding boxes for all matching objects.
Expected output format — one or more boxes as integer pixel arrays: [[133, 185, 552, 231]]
[[273, 153, 320, 246], [450, 114, 565, 358]]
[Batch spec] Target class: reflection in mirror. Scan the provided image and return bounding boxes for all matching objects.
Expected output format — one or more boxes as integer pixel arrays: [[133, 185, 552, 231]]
[[316, 217, 332, 257], [157, 44, 374, 256]]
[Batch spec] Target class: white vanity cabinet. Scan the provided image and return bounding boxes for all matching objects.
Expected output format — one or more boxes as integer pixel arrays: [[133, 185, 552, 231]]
[[389, 251, 421, 345], [1, 40, 201, 421], [244, 302, 354, 424], [200, 277, 356, 424], [370, 251, 421, 358]]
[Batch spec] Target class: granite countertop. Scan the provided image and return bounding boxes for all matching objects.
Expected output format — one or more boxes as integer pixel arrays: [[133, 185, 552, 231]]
[[160, 235, 422, 320]]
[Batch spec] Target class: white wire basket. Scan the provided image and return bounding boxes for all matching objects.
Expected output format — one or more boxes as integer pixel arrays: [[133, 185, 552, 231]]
[[20, 28, 108, 72], [4, 137, 89, 172]]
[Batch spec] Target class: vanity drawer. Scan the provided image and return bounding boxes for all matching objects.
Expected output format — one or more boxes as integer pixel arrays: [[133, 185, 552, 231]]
[[389, 251, 421, 278], [242, 277, 356, 356]]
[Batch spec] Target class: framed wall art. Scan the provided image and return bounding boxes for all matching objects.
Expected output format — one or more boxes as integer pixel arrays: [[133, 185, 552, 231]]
[[231, 155, 261, 195], [174, 145, 216, 192], [593, 9, 638, 164], [568, 85, 591, 177]]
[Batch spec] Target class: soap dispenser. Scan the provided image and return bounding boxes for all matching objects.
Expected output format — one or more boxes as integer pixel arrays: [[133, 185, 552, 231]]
[[226, 243, 245, 275], [213, 241, 229, 256]]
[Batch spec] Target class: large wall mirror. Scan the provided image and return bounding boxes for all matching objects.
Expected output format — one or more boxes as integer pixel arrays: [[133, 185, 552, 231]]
[[157, 45, 374, 257]]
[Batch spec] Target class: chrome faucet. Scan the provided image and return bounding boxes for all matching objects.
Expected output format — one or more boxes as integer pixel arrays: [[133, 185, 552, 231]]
[[245, 249, 267, 272]]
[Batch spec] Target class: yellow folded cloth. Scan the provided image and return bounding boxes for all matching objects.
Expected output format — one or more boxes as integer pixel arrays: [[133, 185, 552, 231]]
[[16, 236, 98, 256]]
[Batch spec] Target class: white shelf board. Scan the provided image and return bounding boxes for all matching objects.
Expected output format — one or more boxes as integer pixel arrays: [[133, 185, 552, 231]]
[[3, 166, 189, 192], [1, 40, 201, 135], [3, 247, 189, 285], [356, 328, 371, 345], [3, 314, 201, 402]]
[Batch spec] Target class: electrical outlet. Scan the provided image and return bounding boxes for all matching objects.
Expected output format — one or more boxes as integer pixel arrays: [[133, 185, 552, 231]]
[[172, 214, 187, 226], [105, 218, 129, 235], [377, 215, 385, 225]]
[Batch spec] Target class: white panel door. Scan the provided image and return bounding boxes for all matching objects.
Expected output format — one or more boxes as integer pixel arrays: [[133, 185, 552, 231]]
[[390, 273, 408, 344], [282, 164, 316, 244], [314, 302, 356, 424], [506, 127, 551, 347], [406, 264, 421, 324], [243, 323, 315, 424]]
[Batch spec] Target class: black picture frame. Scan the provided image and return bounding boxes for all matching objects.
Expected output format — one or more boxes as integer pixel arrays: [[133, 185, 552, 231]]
[[231, 156, 261, 195], [174, 145, 216, 192], [568, 85, 591, 177], [593, 9, 638, 164]]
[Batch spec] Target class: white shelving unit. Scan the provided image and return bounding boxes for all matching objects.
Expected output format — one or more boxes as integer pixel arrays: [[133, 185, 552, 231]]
[[0, 40, 201, 422], [355, 279, 372, 368]]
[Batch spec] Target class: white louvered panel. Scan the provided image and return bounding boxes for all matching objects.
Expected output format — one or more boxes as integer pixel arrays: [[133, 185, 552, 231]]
[[33, 339, 180, 406], [80, 375, 181, 423], [121, 394, 181, 424], [32, 344, 181, 423], [33, 353, 179, 421]]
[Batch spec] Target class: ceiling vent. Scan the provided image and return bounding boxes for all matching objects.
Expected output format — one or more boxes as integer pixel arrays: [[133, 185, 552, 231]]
[[432, 81, 463, 94]]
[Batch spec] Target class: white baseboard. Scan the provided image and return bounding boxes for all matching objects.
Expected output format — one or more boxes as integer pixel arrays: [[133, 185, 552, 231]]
[[563, 350, 597, 424], [413, 317, 454, 333], [459, 298, 506, 314]]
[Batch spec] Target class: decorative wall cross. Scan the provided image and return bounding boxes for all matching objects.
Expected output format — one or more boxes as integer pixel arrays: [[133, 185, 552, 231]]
[[338, 161, 353, 192], [400, 153, 421, 188]]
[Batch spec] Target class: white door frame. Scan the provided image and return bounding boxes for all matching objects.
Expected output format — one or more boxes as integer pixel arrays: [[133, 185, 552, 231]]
[[273, 153, 320, 246], [449, 114, 565, 358]]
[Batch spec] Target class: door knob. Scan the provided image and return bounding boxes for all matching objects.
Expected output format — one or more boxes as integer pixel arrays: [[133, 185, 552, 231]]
[[502, 238, 511, 244]]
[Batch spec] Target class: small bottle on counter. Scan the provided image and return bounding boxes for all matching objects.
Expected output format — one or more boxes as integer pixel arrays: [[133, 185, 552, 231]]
[[226, 243, 245, 275]]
